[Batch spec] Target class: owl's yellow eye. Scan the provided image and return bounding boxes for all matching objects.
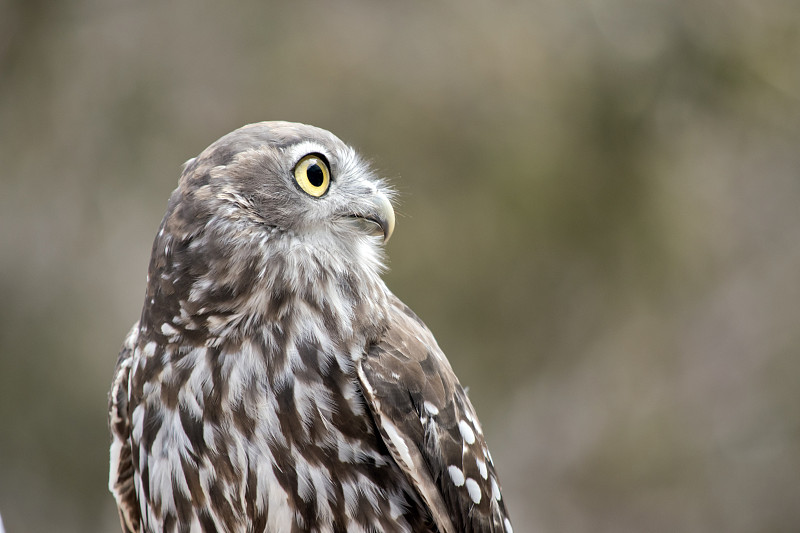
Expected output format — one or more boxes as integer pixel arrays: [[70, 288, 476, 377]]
[[293, 154, 330, 197]]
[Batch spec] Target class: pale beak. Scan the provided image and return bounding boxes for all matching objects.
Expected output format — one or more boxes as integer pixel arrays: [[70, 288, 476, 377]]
[[349, 192, 395, 243]]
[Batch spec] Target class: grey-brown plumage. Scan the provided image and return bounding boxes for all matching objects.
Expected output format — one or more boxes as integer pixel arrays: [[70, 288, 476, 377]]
[[108, 121, 512, 532]]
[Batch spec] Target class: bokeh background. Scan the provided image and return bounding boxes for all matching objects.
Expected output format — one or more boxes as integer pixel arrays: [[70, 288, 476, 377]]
[[2, 1, 800, 531]]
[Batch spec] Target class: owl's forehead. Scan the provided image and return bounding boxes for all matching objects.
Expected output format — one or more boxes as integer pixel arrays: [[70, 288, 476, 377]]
[[281, 139, 348, 165], [178, 121, 371, 200], [234, 122, 347, 155], [201, 122, 354, 168]]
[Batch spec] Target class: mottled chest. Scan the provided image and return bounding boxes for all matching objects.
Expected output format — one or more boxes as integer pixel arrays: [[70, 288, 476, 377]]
[[128, 323, 429, 532]]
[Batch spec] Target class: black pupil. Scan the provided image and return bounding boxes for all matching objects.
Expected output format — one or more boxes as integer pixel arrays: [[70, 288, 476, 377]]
[[307, 163, 324, 187]]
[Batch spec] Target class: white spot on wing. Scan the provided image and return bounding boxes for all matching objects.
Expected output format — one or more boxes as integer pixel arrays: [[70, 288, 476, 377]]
[[459, 420, 476, 444], [491, 476, 502, 501], [477, 457, 488, 479], [464, 408, 475, 424], [108, 438, 123, 492], [505, 517, 514, 532], [382, 419, 414, 471], [423, 401, 439, 416], [448, 465, 465, 487], [465, 477, 482, 504]]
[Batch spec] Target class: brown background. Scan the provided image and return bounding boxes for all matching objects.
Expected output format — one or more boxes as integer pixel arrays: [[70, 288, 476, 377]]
[[1, 1, 799, 531]]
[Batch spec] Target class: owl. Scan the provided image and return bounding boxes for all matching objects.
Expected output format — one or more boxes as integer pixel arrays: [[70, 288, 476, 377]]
[[109, 121, 513, 532]]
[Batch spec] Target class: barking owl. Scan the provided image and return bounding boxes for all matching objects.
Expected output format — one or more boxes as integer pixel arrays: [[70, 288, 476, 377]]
[[108, 121, 513, 532]]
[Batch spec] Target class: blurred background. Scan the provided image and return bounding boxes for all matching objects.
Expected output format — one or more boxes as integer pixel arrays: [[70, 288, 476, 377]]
[[2, 0, 800, 531]]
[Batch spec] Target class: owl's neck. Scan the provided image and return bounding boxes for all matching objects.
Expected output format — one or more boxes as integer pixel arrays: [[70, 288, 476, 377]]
[[139, 220, 390, 349]]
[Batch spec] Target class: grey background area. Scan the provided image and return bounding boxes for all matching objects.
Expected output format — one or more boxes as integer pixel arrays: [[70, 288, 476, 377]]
[[1, 1, 799, 531]]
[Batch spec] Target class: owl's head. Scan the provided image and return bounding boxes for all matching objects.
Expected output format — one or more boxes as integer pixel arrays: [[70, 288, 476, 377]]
[[142, 122, 397, 331], [166, 121, 395, 249]]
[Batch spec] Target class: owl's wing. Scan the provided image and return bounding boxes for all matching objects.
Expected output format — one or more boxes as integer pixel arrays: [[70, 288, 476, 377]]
[[108, 323, 141, 533], [357, 296, 512, 533]]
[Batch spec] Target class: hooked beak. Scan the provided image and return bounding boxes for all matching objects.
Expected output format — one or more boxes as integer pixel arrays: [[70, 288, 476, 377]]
[[348, 192, 395, 243]]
